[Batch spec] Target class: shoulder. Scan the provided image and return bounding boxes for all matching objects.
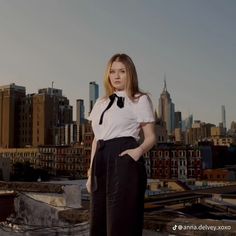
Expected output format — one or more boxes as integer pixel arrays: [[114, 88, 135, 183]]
[[131, 93, 153, 111], [132, 93, 155, 122], [133, 93, 152, 104]]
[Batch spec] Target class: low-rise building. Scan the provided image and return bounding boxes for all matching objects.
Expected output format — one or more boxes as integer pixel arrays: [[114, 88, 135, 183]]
[[0, 145, 89, 179], [203, 168, 236, 181], [148, 145, 202, 180], [0, 154, 11, 180]]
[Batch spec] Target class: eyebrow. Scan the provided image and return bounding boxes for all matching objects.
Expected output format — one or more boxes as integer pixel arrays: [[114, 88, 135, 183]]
[[110, 67, 126, 70]]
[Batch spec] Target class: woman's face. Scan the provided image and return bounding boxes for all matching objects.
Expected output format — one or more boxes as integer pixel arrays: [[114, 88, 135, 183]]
[[109, 61, 127, 91]]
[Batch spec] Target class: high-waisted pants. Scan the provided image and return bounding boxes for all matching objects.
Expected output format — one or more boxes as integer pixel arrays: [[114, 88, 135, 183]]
[[89, 137, 147, 236]]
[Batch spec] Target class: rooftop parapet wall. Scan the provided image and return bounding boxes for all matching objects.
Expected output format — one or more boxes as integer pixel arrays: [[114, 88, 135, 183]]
[[0, 181, 81, 208], [0, 181, 87, 235], [0, 181, 64, 193]]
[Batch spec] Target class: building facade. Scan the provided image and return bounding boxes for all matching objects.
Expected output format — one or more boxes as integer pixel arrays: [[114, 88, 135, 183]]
[[76, 99, 85, 143], [158, 79, 175, 136], [0, 153, 11, 181], [0, 84, 26, 148], [148, 145, 202, 180], [203, 168, 236, 181], [18, 94, 34, 147], [174, 111, 182, 130], [32, 88, 72, 146], [1, 85, 73, 148], [186, 121, 215, 145], [0, 145, 88, 178]]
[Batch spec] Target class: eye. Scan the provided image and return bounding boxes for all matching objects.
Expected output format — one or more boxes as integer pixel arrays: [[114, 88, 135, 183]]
[[110, 69, 115, 74], [120, 69, 126, 73]]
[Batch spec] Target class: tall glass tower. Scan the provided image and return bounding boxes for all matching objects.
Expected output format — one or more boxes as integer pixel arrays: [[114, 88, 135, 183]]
[[221, 105, 226, 129], [76, 99, 85, 143], [89, 81, 99, 113]]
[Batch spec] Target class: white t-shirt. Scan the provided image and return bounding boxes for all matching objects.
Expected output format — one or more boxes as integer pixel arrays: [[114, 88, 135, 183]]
[[88, 91, 155, 141]]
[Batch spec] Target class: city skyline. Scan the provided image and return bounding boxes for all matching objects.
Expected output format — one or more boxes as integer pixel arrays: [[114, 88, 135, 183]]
[[1, 81, 232, 130], [0, 0, 236, 128]]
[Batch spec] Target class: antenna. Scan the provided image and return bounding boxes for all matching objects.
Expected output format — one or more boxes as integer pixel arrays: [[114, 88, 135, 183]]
[[164, 73, 167, 91]]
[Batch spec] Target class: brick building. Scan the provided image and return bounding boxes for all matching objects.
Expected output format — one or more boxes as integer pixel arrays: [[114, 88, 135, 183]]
[[148, 145, 202, 180], [0, 84, 26, 148]]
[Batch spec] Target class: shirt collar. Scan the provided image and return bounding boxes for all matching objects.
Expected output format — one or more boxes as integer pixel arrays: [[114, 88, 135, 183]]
[[115, 90, 126, 97]]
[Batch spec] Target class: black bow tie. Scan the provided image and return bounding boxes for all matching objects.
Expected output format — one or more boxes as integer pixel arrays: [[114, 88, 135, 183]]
[[99, 94, 125, 125]]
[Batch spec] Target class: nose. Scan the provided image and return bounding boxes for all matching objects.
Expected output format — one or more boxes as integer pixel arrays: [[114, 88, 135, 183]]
[[114, 71, 121, 79]]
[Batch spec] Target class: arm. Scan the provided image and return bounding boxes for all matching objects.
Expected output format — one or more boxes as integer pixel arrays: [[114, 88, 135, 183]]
[[87, 137, 97, 176], [119, 122, 156, 161], [138, 122, 156, 155], [86, 137, 97, 193]]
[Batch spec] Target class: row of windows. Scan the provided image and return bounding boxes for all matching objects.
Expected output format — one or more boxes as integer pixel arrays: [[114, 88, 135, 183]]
[[1, 152, 38, 158], [151, 150, 201, 158], [18, 121, 32, 126], [152, 169, 201, 176], [39, 163, 86, 171], [204, 174, 227, 179], [40, 157, 85, 163], [19, 138, 32, 143], [152, 159, 201, 166], [39, 148, 83, 155], [157, 136, 166, 142], [18, 129, 32, 134], [1, 149, 84, 156]]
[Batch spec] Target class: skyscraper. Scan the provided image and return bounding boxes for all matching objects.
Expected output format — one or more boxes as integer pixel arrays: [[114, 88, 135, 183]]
[[32, 87, 72, 146], [158, 78, 175, 135], [221, 105, 226, 130], [0, 84, 26, 148], [89, 81, 99, 113]]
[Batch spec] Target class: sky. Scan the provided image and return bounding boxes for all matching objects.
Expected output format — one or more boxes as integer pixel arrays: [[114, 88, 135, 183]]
[[0, 0, 236, 128]]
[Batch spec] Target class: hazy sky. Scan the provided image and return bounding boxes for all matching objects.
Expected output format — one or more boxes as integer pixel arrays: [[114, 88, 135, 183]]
[[0, 0, 235, 128]]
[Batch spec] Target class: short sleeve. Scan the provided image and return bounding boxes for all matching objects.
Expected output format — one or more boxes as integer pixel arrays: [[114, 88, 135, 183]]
[[134, 95, 155, 123]]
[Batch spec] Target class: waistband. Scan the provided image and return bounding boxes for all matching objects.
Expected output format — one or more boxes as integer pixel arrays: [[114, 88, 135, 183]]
[[97, 136, 136, 150]]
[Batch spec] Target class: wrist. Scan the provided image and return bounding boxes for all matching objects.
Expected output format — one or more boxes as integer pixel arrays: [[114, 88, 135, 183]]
[[138, 145, 145, 155], [87, 168, 91, 177]]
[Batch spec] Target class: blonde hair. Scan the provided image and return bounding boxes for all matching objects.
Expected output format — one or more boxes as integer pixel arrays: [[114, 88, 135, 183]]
[[104, 53, 144, 100]]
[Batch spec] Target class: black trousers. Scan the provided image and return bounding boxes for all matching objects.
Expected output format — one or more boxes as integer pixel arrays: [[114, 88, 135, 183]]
[[90, 137, 147, 236]]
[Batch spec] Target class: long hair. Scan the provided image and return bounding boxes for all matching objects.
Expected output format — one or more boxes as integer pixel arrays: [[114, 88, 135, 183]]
[[103, 53, 144, 100]]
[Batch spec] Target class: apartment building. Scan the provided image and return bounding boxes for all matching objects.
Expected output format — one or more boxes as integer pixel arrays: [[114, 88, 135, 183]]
[[149, 145, 202, 180], [0, 146, 88, 178], [32, 88, 73, 146]]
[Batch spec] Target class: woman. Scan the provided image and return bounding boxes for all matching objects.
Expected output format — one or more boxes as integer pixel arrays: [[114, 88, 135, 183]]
[[87, 53, 156, 236]]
